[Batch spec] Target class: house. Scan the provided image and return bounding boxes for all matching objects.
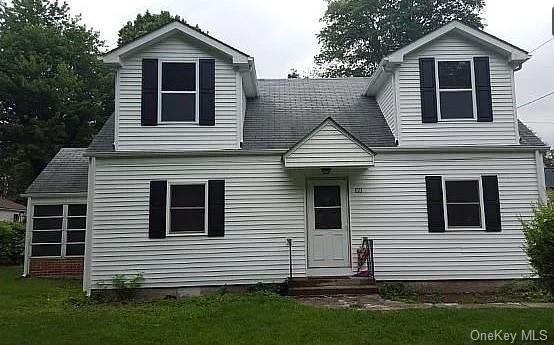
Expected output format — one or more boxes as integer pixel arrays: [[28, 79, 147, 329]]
[[0, 199, 26, 222], [22, 21, 547, 295]]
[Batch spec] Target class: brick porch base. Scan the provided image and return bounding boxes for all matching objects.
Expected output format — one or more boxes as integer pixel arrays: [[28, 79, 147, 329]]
[[29, 257, 84, 278]]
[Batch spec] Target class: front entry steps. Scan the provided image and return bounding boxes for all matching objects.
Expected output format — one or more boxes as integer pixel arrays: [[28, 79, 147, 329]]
[[287, 277, 378, 296]]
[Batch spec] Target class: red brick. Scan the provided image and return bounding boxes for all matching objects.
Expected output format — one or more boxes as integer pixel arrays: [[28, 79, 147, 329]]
[[29, 258, 83, 278]]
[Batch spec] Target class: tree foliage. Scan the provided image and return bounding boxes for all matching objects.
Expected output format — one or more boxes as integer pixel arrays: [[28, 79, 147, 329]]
[[118, 10, 200, 46], [315, 0, 485, 77], [522, 198, 554, 295], [0, 0, 113, 197]]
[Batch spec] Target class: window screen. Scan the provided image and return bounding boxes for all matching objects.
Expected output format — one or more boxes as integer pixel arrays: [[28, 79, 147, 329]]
[[313, 185, 342, 229], [445, 180, 482, 228], [437, 61, 474, 119], [160, 62, 197, 122], [169, 184, 206, 233], [31, 204, 86, 257]]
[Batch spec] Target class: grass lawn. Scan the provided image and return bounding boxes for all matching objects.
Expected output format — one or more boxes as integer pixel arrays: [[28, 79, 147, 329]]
[[0, 266, 552, 345]]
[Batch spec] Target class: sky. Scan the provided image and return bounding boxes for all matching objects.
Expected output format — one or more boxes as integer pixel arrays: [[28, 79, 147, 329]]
[[63, 0, 554, 144]]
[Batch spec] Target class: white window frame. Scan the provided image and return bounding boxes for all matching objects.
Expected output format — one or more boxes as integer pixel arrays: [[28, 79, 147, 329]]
[[442, 176, 486, 231], [166, 181, 209, 236], [435, 58, 478, 121], [30, 203, 86, 258], [157, 59, 199, 124]]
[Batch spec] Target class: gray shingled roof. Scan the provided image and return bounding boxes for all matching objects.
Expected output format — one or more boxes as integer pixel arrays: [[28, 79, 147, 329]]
[[84, 79, 545, 153], [86, 113, 115, 154], [243, 78, 396, 149], [25, 148, 88, 195], [518, 120, 546, 146]]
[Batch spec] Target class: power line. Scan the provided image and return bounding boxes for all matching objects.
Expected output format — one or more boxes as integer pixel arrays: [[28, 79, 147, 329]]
[[517, 89, 554, 109], [529, 37, 554, 53]]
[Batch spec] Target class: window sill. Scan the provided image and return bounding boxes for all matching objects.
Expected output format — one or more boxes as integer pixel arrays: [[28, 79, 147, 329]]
[[166, 232, 208, 237], [444, 228, 486, 232]]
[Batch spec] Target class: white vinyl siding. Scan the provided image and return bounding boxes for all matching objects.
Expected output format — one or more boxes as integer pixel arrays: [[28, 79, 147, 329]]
[[350, 151, 538, 280], [397, 32, 518, 146], [87, 150, 539, 289], [116, 34, 240, 151], [89, 155, 306, 288], [284, 122, 374, 168], [375, 74, 397, 138]]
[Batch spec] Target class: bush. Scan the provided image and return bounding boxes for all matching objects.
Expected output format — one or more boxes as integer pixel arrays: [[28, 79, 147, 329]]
[[0, 221, 25, 264], [378, 282, 415, 301], [111, 273, 144, 301], [522, 200, 554, 295]]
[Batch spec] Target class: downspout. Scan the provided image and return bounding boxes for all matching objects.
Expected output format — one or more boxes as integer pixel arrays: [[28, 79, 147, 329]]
[[22, 196, 32, 277], [83, 156, 95, 295], [535, 150, 547, 204]]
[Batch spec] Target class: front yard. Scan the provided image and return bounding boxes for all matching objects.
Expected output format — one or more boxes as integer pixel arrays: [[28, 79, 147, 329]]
[[0, 266, 552, 345]]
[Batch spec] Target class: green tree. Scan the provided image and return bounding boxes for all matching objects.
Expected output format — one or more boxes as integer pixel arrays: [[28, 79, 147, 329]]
[[0, 0, 114, 197], [315, 0, 485, 77], [118, 10, 201, 46]]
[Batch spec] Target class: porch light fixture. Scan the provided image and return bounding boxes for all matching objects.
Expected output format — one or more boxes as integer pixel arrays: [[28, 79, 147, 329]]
[[321, 168, 332, 175]]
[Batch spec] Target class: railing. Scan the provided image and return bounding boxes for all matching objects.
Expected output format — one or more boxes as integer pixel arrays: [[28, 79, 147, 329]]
[[358, 237, 375, 284], [287, 238, 293, 279]]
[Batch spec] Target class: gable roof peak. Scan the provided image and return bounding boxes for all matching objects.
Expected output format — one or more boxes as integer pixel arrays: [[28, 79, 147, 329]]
[[366, 20, 530, 95]]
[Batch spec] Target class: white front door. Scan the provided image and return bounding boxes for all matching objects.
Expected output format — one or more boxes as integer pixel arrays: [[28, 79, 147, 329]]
[[307, 179, 350, 270]]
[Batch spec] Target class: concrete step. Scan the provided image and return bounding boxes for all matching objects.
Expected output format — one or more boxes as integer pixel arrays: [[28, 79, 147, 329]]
[[287, 276, 374, 288], [288, 285, 379, 296]]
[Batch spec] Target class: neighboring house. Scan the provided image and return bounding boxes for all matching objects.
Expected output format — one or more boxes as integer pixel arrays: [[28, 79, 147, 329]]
[[22, 21, 547, 295], [0, 198, 26, 222]]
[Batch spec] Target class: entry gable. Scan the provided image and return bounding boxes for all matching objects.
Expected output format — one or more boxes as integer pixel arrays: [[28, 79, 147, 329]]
[[283, 118, 375, 168]]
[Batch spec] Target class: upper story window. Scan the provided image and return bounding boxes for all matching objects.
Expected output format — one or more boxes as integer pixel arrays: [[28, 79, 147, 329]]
[[159, 61, 198, 122], [436, 60, 476, 120]]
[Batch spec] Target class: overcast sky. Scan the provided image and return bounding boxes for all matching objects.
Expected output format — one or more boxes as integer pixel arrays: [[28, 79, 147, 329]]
[[64, 0, 554, 144]]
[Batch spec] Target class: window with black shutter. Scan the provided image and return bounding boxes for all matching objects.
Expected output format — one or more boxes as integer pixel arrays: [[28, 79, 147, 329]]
[[31, 204, 87, 257]]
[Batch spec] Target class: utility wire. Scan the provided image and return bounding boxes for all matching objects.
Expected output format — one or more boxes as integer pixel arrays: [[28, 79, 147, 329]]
[[517, 90, 554, 109], [529, 37, 554, 53]]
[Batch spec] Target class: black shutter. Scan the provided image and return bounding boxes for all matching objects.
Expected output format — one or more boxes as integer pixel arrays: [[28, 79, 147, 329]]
[[199, 59, 215, 126], [208, 180, 224, 237], [474, 57, 493, 122], [419, 58, 438, 123], [482, 175, 501, 232], [149, 180, 167, 239], [425, 176, 445, 232], [141, 59, 158, 126]]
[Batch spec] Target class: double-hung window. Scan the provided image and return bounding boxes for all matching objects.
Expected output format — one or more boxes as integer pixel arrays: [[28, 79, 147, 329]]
[[159, 61, 198, 122], [443, 179, 484, 229], [31, 204, 86, 257], [168, 183, 207, 235], [436, 60, 477, 120]]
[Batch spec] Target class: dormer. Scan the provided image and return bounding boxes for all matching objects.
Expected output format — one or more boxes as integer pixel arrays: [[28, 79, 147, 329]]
[[102, 21, 258, 151], [367, 21, 531, 147]]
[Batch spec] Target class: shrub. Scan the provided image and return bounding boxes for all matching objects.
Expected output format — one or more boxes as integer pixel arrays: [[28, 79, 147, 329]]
[[378, 282, 415, 301], [111, 273, 144, 301], [247, 282, 286, 295], [0, 221, 25, 264], [522, 200, 554, 295]]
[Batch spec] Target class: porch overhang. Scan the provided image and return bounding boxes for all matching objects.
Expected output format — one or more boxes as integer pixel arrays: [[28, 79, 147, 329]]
[[282, 117, 375, 169]]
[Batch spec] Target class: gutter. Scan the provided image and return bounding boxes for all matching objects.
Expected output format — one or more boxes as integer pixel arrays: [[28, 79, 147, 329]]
[[85, 148, 286, 158], [20, 192, 88, 198], [372, 145, 549, 153]]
